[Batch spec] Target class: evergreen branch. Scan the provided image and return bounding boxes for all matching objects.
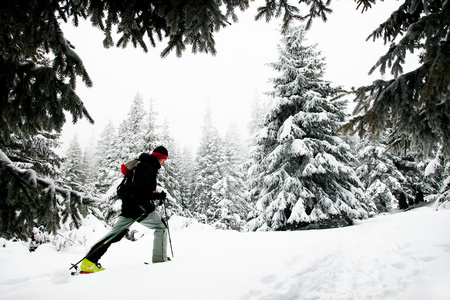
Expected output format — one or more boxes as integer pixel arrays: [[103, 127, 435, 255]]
[[0, 1, 94, 145], [355, 0, 377, 13], [0, 149, 99, 239], [342, 60, 450, 159], [350, 0, 450, 160], [160, 31, 186, 58], [256, 0, 332, 33], [366, 2, 422, 45], [368, 8, 441, 78]]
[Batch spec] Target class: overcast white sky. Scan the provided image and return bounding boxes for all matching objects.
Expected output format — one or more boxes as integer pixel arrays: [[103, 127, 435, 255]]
[[60, 0, 409, 154]]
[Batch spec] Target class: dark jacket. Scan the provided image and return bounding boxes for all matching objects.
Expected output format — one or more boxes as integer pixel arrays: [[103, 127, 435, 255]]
[[120, 153, 162, 219]]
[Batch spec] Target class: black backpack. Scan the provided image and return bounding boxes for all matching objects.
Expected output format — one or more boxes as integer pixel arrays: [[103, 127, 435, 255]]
[[116, 159, 140, 201]]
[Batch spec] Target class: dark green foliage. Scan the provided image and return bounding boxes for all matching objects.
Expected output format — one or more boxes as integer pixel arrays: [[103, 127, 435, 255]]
[[398, 192, 409, 210], [0, 158, 58, 240], [0, 1, 94, 146], [58, 0, 250, 57], [256, 0, 331, 32], [341, 0, 450, 159], [0, 150, 96, 240]]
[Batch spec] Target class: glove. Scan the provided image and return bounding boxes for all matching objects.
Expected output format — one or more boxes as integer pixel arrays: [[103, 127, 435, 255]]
[[149, 191, 166, 205], [156, 191, 167, 206], [158, 191, 167, 201]]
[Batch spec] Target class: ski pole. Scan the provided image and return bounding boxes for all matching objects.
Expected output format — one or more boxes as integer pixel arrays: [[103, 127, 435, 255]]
[[163, 201, 174, 258], [69, 212, 146, 270]]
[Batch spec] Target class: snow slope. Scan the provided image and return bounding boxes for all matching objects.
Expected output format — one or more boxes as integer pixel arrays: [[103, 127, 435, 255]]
[[1, 204, 449, 300]]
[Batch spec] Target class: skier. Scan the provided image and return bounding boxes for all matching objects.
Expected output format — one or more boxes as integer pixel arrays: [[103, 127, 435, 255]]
[[80, 146, 170, 273]]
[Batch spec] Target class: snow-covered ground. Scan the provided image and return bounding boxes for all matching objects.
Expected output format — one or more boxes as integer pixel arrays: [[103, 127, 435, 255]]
[[1, 203, 449, 300]]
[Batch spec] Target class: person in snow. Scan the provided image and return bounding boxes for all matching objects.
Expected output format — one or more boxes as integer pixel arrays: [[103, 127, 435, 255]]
[[80, 146, 170, 273]]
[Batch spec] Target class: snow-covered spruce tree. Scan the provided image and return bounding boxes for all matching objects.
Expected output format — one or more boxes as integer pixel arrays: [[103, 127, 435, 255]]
[[94, 120, 121, 195], [246, 94, 272, 206], [423, 148, 450, 208], [246, 26, 375, 231], [0, 132, 98, 242], [91, 120, 121, 225], [117, 93, 147, 161], [0, 149, 97, 240], [0, 151, 60, 240], [192, 106, 226, 223], [143, 98, 159, 152], [353, 138, 406, 212], [178, 146, 196, 210], [0, 131, 65, 245], [211, 126, 251, 231], [59, 135, 98, 224], [393, 153, 431, 206], [61, 135, 86, 192], [436, 159, 450, 208], [81, 140, 97, 196], [248, 93, 271, 140]]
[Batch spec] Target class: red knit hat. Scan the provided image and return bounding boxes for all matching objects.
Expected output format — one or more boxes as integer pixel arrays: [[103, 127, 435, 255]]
[[151, 146, 168, 160]]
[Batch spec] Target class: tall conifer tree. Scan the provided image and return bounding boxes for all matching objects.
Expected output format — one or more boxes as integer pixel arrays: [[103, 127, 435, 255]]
[[192, 106, 225, 223], [61, 135, 86, 192], [81, 137, 97, 196], [178, 146, 196, 211], [117, 93, 147, 161], [95, 120, 121, 194], [423, 149, 449, 207], [144, 98, 159, 152], [434, 157, 450, 207], [354, 138, 406, 212], [246, 94, 272, 206], [211, 126, 250, 230], [247, 26, 375, 231]]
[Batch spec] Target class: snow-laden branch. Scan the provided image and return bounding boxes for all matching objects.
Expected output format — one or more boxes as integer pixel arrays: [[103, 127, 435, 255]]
[[0, 149, 100, 205]]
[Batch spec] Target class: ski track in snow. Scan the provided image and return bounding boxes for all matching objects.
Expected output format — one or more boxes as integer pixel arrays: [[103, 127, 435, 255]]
[[1, 205, 450, 300]]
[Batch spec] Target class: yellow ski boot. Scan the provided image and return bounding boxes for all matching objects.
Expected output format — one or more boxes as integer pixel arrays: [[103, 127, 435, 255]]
[[80, 258, 105, 273]]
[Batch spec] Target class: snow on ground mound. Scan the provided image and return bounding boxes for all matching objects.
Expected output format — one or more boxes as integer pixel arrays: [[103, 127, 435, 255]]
[[0, 205, 449, 300]]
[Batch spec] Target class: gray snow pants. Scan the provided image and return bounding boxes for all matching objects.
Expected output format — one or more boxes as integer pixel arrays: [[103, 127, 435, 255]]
[[86, 211, 168, 263]]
